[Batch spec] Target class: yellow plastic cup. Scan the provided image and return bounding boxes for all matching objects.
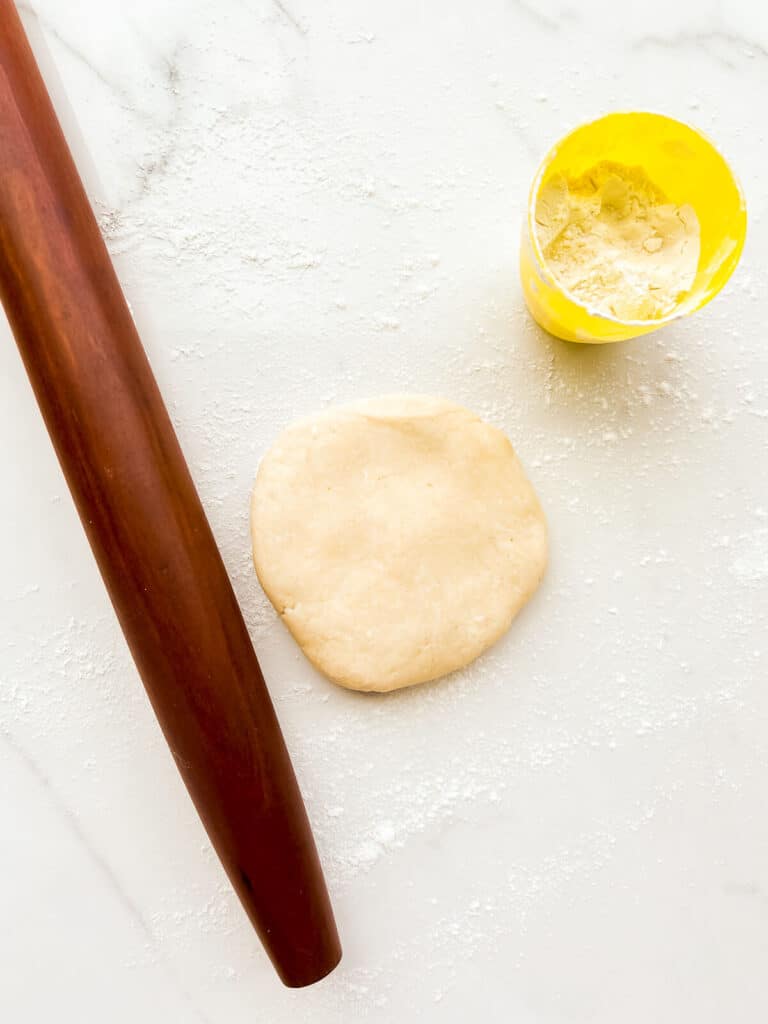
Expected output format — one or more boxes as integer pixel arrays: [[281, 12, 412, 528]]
[[520, 111, 747, 343]]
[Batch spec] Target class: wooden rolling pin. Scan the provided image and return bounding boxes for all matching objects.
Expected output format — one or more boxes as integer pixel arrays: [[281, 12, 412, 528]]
[[0, 1, 341, 987]]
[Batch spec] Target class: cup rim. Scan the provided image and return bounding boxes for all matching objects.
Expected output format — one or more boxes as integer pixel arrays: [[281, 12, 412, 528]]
[[526, 110, 748, 329]]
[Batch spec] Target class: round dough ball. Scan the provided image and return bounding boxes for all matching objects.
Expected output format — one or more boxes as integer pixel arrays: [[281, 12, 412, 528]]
[[251, 396, 547, 692]]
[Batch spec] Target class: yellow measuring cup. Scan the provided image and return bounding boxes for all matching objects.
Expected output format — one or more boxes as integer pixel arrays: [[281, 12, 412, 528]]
[[520, 111, 747, 343]]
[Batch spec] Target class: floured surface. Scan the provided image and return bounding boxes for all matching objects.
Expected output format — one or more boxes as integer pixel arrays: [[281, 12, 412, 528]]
[[0, 1, 767, 1022], [252, 396, 547, 691]]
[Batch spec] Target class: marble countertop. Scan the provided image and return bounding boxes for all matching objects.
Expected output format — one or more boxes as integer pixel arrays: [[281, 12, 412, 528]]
[[1, 1, 766, 1020]]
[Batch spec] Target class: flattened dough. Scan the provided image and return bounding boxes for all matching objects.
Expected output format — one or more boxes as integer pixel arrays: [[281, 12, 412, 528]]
[[251, 396, 547, 692]]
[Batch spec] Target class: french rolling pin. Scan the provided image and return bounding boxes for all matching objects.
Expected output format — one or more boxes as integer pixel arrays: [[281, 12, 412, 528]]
[[0, 0, 341, 987]]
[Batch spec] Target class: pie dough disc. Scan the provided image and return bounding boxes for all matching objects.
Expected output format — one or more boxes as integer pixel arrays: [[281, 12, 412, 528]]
[[251, 396, 547, 692]]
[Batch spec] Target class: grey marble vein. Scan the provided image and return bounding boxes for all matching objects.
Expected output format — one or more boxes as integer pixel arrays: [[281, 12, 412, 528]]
[[1, 725, 156, 941], [507, 0, 559, 31], [0, 728, 214, 1024], [272, 0, 308, 36], [634, 29, 768, 71], [134, 49, 185, 201], [506, 0, 581, 32], [17, 1, 151, 120]]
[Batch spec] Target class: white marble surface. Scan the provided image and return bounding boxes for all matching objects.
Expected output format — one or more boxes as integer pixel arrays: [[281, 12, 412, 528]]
[[1, 0, 767, 1020]]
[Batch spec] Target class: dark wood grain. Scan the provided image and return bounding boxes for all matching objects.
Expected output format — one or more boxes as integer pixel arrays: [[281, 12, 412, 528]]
[[0, 0, 340, 987]]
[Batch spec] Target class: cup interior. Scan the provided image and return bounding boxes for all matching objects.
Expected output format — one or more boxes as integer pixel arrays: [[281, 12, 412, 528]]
[[531, 112, 746, 320]]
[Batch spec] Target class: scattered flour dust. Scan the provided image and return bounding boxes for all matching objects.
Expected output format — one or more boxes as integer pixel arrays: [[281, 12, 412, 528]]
[[730, 528, 768, 584]]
